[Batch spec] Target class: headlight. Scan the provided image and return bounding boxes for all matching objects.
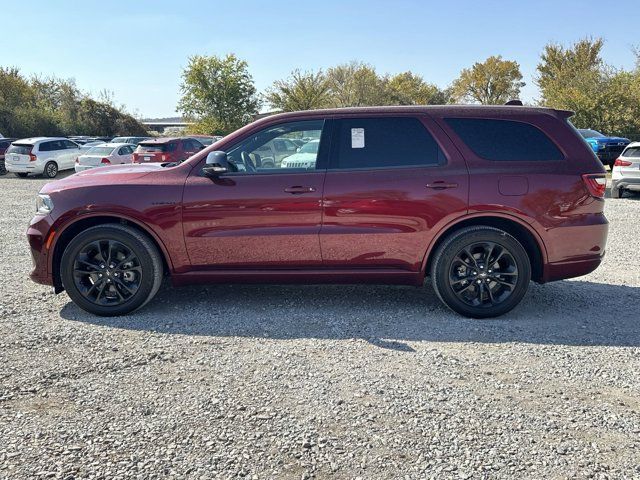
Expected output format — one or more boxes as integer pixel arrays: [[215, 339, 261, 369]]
[[597, 142, 606, 150], [36, 194, 54, 215]]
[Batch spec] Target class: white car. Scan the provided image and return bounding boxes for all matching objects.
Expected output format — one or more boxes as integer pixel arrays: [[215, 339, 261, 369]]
[[280, 139, 320, 169], [611, 141, 640, 198], [74, 143, 136, 173], [5, 137, 81, 178]]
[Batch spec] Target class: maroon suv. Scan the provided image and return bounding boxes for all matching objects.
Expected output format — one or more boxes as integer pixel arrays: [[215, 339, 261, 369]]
[[27, 106, 608, 318]]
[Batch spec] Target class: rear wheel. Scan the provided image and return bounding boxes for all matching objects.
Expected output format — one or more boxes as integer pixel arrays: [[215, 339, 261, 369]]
[[60, 224, 163, 316], [15, 173, 28, 178], [431, 226, 531, 318], [43, 161, 58, 178]]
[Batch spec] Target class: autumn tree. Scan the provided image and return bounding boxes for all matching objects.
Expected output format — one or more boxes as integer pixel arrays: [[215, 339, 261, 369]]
[[536, 38, 640, 134], [326, 61, 390, 107], [178, 54, 261, 134], [265, 70, 331, 111], [452, 55, 525, 104], [386, 72, 451, 105]]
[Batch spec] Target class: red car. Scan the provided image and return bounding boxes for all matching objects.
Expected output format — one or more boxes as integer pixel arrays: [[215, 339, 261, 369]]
[[27, 106, 607, 318], [0, 138, 17, 175], [132, 137, 204, 164]]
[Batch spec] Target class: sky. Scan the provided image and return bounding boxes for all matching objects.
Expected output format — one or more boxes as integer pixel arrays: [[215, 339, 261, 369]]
[[2, 0, 639, 118]]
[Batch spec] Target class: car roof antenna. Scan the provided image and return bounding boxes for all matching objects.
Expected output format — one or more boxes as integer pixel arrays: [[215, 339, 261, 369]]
[[505, 99, 523, 106]]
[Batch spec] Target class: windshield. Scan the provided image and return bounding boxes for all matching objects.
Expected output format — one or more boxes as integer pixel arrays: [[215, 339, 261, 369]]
[[86, 146, 115, 156], [579, 129, 605, 139], [196, 137, 214, 146], [299, 140, 319, 153]]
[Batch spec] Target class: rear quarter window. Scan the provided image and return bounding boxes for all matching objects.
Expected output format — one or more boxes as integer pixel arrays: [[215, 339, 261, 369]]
[[445, 118, 564, 161]]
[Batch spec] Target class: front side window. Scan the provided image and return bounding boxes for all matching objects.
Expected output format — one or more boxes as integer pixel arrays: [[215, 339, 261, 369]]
[[446, 118, 564, 161], [331, 117, 445, 170], [226, 120, 325, 173]]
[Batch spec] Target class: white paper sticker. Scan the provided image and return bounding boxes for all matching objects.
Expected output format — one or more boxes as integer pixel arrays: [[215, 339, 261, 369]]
[[351, 128, 365, 148]]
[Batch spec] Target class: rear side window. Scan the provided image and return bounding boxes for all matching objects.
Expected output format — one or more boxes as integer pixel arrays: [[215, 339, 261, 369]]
[[623, 146, 640, 158], [333, 117, 445, 169], [445, 118, 564, 161], [0, 141, 9, 149]]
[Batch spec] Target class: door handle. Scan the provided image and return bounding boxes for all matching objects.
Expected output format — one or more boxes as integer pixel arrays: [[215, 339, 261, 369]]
[[426, 181, 458, 190], [284, 186, 316, 194]]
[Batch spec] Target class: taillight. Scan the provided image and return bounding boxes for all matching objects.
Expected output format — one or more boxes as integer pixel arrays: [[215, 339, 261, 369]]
[[100, 158, 111, 164], [161, 155, 167, 161], [582, 174, 607, 198], [614, 158, 632, 167], [75, 157, 79, 164], [29, 154, 37, 162], [132, 154, 139, 163]]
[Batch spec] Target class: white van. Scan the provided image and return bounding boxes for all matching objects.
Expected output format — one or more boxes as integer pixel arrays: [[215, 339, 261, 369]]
[[5, 137, 81, 178]]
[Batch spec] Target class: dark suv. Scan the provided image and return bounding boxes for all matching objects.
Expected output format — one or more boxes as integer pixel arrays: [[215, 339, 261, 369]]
[[27, 106, 608, 318]]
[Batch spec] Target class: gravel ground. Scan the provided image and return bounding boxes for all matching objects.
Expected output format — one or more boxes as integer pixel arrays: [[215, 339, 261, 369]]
[[1, 172, 640, 480]]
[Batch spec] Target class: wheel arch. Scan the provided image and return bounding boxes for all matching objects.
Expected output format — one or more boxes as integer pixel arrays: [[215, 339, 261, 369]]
[[423, 214, 548, 283], [50, 214, 172, 291]]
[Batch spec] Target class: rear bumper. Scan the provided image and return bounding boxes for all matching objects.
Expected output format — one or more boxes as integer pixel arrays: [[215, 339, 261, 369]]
[[7, 163, 41, 174], [612, 177, 640, 191], [541, 213, 608, 283]]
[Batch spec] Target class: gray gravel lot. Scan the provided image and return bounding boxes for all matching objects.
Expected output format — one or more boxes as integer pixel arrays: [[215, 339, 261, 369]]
[[1, 172, 640, 479]]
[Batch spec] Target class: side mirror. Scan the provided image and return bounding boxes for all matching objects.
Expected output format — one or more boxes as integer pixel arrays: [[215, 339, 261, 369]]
[[202, 151, 229, 177]]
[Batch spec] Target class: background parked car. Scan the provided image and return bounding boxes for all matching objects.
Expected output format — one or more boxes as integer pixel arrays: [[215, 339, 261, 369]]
[[253, 137, 299, 167], [188, 135, 223, 147], [110, 136, 151, 145], [5, 137, 81, 178], [75, 143, 136, 173], [132, 137, 204, 164], [0, 138, 17, 175], [611, 142, 640, 198], [578, 129, 630, 168], [280, 139, 320, 169]]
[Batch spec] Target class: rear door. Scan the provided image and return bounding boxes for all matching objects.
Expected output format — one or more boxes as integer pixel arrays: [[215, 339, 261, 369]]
[[320, 115, 469, 272], [61, 140, 81, 169]]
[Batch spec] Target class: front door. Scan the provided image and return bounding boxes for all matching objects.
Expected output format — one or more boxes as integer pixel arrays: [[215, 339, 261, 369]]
[[182, 119, 329, 268], [320, 115, 469, 272]]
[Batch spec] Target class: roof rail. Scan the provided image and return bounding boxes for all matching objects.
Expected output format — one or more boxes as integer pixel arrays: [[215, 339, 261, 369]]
[[505, 100, 523, 106]]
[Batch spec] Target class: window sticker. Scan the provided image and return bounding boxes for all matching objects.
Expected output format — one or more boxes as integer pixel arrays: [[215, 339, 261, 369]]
[[351, 128, 365, 148]]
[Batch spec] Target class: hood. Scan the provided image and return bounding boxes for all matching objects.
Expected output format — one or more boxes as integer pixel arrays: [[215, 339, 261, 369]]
[[40, 163, 164, 194]]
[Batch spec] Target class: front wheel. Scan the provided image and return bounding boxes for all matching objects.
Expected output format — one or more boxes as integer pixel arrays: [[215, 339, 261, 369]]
[[431, 226, 531, 318], [60, 224, 163, 316]]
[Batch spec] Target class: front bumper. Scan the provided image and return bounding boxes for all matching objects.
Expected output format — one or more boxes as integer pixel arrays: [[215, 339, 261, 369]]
[[27, 214, 56, 287]]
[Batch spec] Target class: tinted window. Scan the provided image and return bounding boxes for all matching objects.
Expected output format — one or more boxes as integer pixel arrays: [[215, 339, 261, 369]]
[[333, 117, 444, 169], [0, 141, 9, 149], [64, 140, 79, 149], [446, 118, 564, 161], [39, 141, 57, 152], [6, 144, 32, 155]]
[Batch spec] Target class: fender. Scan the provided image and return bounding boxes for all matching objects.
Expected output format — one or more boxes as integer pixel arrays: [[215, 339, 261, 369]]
[[420, 211, 550, 273], [47, 211, 176, 275]]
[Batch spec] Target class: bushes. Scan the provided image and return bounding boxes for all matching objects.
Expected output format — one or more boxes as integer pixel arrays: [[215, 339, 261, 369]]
[[0, 67, 147, 138]]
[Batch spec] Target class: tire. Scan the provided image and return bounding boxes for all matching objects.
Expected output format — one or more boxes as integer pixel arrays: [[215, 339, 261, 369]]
[[611, 185, 621, 199], [430, 226, 531, 319], [43, 161, 58, 178], [60, 224, 163, 316], [15, 173, 28, 178]]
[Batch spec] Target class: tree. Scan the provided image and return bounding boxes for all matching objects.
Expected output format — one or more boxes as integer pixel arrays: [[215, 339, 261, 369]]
[[265, 69, 331, 111], [386, 72, 450, 105], [536, 38, 640, 134], [452, 55, 525, 104], [326, 61, 389, 107], [177, 54, 261, 134]]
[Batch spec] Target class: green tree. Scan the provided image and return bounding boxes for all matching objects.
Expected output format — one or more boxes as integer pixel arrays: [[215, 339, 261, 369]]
[[326, 61, 389, 107], [177, 54, 261, 134], [265, 69, 331, 111], [452, 55, 525, 104], [386, 72, 450, 105], [536, 38, 640, 134]]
